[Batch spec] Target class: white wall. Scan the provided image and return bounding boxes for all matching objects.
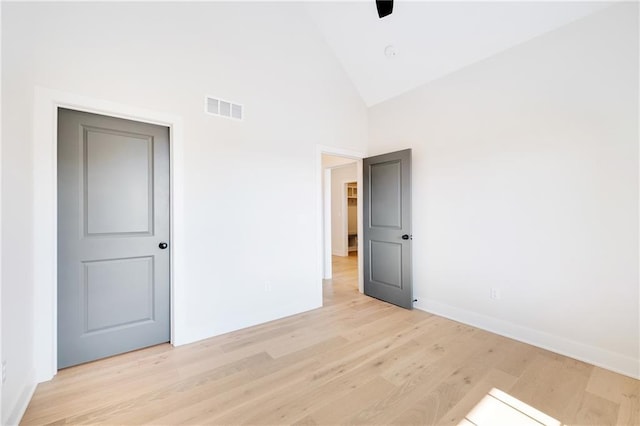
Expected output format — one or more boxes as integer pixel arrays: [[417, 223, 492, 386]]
[[1, 7, 36, 419], [1, 2, 367, 423], [369, 4, 639, 378], [331, 164, 357, 256]]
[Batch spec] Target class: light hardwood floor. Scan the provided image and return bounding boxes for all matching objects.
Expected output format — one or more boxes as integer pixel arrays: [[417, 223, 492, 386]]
[[22, 254, 638, 425]]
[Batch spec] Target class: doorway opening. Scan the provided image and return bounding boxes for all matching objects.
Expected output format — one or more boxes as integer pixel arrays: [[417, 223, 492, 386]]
[[318, 147, 413, 310], [320, 152, 363, 305]]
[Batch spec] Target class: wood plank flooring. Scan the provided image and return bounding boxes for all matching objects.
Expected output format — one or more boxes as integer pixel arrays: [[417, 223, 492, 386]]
[[22, 254, 639, 425]]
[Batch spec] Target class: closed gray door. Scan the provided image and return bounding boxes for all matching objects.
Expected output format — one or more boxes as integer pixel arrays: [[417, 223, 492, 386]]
[[57, 108, 170, 369], [363, 149, 413, 309]]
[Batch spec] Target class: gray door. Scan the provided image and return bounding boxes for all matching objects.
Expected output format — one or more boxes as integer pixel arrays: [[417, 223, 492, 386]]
[[57, 108, 170, 369], [363, 149, 413, 309]]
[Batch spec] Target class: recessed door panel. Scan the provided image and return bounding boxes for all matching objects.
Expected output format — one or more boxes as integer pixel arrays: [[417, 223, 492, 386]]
[[58, 108, 170, 369], [85, 129, 153, 235], [370, 160, 402, 229], [84, 257, 154, 333], [370, 240, 402, 289]]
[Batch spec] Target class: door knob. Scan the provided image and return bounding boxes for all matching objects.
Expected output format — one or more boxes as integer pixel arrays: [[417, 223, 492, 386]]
[[401, 234, 411, 240], [159, 242, 168, 249]]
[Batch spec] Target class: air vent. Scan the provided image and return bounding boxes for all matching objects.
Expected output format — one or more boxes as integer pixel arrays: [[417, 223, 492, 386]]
[[205, 96, 243, 121]]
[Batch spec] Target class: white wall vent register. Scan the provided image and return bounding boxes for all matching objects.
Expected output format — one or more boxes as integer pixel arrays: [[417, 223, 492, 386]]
[[205, 96, 243, 120]]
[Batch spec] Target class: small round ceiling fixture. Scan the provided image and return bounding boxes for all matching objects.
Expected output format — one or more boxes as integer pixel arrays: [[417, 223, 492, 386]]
[[384, 44, 397, 58]]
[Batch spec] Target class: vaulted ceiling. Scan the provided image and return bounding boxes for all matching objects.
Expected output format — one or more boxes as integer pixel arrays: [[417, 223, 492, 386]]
[[305, 1, 611, 106]]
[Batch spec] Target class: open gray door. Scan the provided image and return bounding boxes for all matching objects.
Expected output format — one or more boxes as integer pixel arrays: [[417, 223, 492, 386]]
[[363, 149, 412, 309], [57, 108, 170, 368]]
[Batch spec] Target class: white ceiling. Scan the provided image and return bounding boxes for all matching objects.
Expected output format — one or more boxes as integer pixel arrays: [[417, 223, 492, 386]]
[[305, 1, 611, 106]]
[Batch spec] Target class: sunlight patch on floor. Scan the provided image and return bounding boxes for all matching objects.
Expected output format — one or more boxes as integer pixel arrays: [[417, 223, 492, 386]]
[[460, 388, 563, 426]]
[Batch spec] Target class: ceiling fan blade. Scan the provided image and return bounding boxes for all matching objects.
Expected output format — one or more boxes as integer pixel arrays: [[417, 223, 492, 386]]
[[376, 0, 393, 18]]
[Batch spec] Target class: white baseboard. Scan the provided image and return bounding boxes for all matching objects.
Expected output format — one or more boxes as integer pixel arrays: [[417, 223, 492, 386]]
[[174, 301, 323, 348], [415, 299, 639, 380], [4, 369, 37, 426]]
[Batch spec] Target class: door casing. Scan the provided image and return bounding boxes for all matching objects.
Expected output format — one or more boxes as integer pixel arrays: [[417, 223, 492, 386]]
[[33, 87, 185, 382]]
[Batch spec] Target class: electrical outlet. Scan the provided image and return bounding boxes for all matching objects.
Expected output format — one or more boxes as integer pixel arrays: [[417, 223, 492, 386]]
[[2, 360, 6, 384], [490, 288, 501, 300]]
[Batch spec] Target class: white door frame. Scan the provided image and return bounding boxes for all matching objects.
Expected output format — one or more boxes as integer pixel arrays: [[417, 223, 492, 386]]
[[316, 145, 365, 294], [323, 168, 332, 277], [33, 87, 185, 382]]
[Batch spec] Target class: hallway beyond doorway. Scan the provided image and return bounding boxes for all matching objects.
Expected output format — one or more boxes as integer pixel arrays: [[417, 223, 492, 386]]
[[323, 253, 358, 306]]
